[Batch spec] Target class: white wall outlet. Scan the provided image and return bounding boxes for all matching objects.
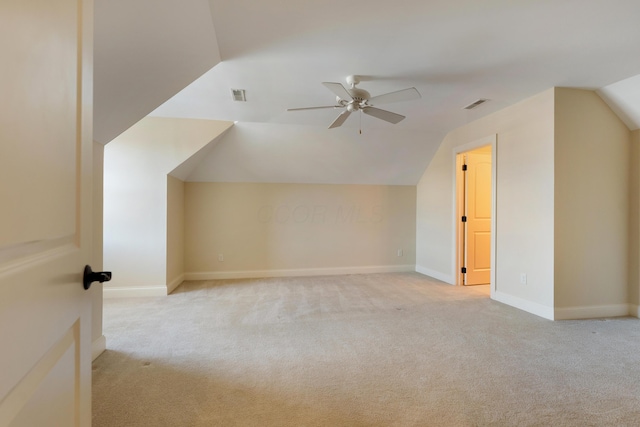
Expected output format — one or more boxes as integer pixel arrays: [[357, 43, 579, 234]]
[[520, 273, 527, 284], [218, 254, 224, 262], [397, 249, 403, 257]]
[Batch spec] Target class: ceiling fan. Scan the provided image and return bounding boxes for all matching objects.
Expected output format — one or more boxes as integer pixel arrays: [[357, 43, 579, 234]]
[[287, 75, 421, 129]]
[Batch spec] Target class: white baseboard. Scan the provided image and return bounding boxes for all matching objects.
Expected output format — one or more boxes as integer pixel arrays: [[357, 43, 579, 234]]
[[92, 335, 106, 361], [167, 274, 185, 294], [103, 286, 167, 298], [630, 305, 640, 318], [414, 265, 455, 285], [493, 291, 555, 320], [184, 265, 415, 281], [554, 304, 631, 320]]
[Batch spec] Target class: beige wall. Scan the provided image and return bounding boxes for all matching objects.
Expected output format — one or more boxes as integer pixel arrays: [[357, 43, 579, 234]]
[[554, 88, 630, 317], [417, 88, 556, 317], [184, 182, 416, 278], [167, 175, 185, 291], [103, 117, 233, 296], [630, 129, 640, 313]]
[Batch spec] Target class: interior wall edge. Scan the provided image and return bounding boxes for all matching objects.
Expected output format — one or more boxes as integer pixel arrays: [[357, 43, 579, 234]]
[[415, 265, 455, 285], [630, 130, 640, 306], [91, 335, 106, 362], [167, 274, 185, 294], [492, 291, 555, 320]]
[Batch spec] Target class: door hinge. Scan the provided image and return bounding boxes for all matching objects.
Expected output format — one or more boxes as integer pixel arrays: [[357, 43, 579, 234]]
[[462, 164, 467, 171], [461, 216, 467, 222], [461, 267, 467, 274]]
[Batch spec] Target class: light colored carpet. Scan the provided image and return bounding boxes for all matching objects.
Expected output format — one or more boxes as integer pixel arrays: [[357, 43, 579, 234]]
[[92, 273, 640, 426]]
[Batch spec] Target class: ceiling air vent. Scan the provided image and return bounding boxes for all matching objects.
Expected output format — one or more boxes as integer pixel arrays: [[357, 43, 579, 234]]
[[231, 89, 247, 102], [463, 99, 488, 110]]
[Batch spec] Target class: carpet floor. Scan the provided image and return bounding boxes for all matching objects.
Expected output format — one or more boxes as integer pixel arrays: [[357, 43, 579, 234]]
[[92, 273, 640, 426]]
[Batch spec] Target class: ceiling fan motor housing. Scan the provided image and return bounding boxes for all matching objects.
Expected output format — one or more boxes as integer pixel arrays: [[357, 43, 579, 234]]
[[341, 87, 371, 112], [348, 87, 370, 102]]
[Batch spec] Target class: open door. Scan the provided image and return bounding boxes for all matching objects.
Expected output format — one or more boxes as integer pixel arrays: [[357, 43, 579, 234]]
[[0, 0, 94, 425], [457, 147, 492, 286]]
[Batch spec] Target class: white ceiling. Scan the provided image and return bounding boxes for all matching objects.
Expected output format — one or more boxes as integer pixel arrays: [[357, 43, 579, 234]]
[[149, 0, 640, 185]]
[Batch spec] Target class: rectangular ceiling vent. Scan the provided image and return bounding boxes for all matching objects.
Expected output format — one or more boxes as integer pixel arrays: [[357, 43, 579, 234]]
[[463, 99, 489, 110], [231, 89, 246, 102]]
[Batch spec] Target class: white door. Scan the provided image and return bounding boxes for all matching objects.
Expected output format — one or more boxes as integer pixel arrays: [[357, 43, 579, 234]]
[[0, 0, 94, 425], [464, 150, 492, 285]]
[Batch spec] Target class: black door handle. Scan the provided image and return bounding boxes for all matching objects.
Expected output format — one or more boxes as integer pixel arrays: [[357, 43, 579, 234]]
[[83, 265, 112, 290]]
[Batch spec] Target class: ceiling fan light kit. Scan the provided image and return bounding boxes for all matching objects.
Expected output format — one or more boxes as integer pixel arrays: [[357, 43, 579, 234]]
[[287, 75, 421, 130]]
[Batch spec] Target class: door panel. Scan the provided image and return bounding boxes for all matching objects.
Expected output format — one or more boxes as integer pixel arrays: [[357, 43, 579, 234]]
[[0, 0, 93, 425], [473, 231, 492, 270], [0, 0, 79, 247], [465, 151, 492, 285], [8, 323, 78, 427]]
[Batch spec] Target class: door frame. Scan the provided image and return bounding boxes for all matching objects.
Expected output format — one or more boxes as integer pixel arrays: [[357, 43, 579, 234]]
[[452, 135, 497, 296]]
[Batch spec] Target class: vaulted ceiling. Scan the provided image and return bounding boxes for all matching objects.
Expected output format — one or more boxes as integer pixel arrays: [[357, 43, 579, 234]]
[[95, 0, 640, 185]]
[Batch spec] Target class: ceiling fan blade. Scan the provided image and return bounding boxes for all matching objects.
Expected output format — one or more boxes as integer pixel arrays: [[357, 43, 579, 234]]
[[328, 111, 351, 128], [362, 107, 405, 124], [322, 82, 353, 101], [368, 87, 421, 105], [287, 106, 339, 111]]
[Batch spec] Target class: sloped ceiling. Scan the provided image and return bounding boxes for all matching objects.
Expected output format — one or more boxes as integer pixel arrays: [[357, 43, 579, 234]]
[[186, 122, 440, 185], [598, 74, 640, 130], [147, 0, 640, 185], [93, 0, 221, 145]]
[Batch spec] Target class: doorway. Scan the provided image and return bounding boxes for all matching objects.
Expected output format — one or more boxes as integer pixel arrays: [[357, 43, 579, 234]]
[[455, 141, 495, 289]]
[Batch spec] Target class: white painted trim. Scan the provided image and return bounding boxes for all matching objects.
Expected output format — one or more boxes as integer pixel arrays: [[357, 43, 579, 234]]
[[493, 291, 554, 320], [92, 335, 106, 361], [184, 265, 415, 281], [630, 305, 640, 318], [167, 273, 184, 294], [415, 265, 455, 284], [452, 135, 498, 297], [103, 286, 167, 298], [554, 304, 631, 320]]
